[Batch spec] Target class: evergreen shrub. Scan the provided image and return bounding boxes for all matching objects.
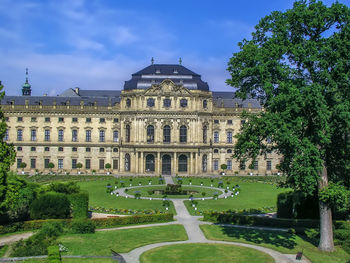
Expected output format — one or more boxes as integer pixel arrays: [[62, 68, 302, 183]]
[[30, 192, 70, 219], [71, 219, 95, 233]]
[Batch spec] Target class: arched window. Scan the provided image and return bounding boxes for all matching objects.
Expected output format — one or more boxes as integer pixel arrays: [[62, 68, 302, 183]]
[[147, 125, 154, 143], [125, 125, 130, 142], [179, 125, 187, 143], [227, 149, 232, 153], [126, 98, 131, 107], [163, 125, 171, 143], [178, 155, 188, 172], [203, 100, 207, 109], [202, 154, 207, 172], [145, 154, 155, 172], [203, 125, 207, 143], [125, 153, 130, 171]]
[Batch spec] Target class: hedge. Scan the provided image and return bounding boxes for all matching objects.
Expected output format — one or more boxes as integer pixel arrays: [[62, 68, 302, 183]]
[[47, 245, 61, 263], [203, 212, 320, 229], [68, 191, 89, 219], [0, 213, 174, 234]]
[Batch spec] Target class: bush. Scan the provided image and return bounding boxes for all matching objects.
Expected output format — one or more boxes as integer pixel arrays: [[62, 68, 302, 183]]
[[48, 245, 61, 262], [71, 219, 95, 234], [68, 191, 89, 219], [30, 192, 71, 219], [39, 222, 64, 238], [47, 182, 80, 194], [334, 222, 350, 254]]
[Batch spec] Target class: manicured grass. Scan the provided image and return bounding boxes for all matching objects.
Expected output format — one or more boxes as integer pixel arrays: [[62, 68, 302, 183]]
[[78, 179, 175, 214], [22, 259, 115, 263], [58, 224, 188, 256], [200, 225, 350, 263], [140, 243, 274, 263]]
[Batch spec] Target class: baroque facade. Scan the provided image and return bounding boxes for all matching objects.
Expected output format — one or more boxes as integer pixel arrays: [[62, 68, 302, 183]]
[[1, 64, 280, 176]]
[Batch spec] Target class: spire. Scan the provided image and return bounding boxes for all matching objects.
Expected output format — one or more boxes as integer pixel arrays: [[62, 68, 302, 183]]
[[179, 57, 182, 65], [151, 57, 154, 65], [22, 68, 31, 96], [25, 68, 29, 83]]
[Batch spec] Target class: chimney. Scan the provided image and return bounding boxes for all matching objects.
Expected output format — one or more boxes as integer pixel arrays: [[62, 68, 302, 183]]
[[75, 87, 80, 95]]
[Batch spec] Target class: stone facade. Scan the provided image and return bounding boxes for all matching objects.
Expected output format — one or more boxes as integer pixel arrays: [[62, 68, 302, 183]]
[[1, 64, 280, 176]]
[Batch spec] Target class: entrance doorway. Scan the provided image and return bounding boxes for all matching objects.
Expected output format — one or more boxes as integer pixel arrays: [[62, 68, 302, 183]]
[[162, 154, 171, 175]]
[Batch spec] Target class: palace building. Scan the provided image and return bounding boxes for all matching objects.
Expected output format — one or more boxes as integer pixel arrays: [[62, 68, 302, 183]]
[[1, 63, 279, 176]]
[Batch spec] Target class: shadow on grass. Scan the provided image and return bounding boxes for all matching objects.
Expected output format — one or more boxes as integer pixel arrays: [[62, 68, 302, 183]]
[[218, 226, 298, 249]]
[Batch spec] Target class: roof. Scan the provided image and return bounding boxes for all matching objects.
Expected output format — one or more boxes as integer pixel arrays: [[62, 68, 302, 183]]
[[133, 64, 199, 76]]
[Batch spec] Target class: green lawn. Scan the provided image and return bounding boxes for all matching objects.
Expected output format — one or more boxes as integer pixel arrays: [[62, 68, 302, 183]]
[[22, 259, 115, 263], [140, 243, 274, 263], [200, 225, 350, 263], [58, 224, 188, 256]]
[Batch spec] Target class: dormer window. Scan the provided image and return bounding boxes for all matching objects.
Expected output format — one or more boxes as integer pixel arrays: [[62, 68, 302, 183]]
[[180, 99, 188, 108], [163, 98, 171, 108], [203, 100, 207, 109], [147, 98, 155, 107], [126, 98, 131, 107], [173, 69, 178, 74], [155, 69, 161, 74]]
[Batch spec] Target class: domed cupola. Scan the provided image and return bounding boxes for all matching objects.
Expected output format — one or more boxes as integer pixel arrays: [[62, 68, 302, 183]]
[[22, 68, 32, 96]]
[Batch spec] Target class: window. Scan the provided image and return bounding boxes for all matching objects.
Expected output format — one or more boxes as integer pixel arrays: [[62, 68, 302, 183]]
[[17, 158, 22, 169], [31, 117, 36, 122], [17, 146, 22, 151], [147, 98, 155, 107], [227, 160, 232, 170], [30, 159, 36, 169], [213, 160, 219, 171], [99, 130, 105, 142], [203, 126, 207, 143], [31, 129, 37, 141], [113, 159, 118, 170], [86, 118, 91, 123], [44, 129, 50, 141], [58, 129, 64, 142], [86, 130, 91, 142], [253, 160, 258, 170], [178, 155, 188, 172], [58, 159, 63, 169], [17, 117, 23, 122], [85, 159, 91, 169], [241, 119, 246, 126], [44, 159, 50, 169], [113, 118, 118, 123], [239, 160, 246, 170], [86, 147, 91, 152], [203, 100, 207, 108], [58, 117, 64, 122], [126, 98, 131, 107], [147, 125, 154, 143], [125, 154, 130, 171], [72, 159, 77, 169], [58, 147, 64, 152], [5, 117, 9, 122], [72, 147, 77, 152], [4, 129, 8, 141], [99, 147, 105, 152], [113, 147, 118, 152], [45, 117, 50, 122], [31, 147, 36, 152], [45, 147, 50, 152], [227, 149, 232, 153], [99, 118, 105, 123], [267, 160, 272, 171], [213, 131, 219, 143], [113, 130, 119, 142], [214, 119, 219, 124], [227, 131, 232, 143], [163, 98, 171, 108], [72, 130, 78, 142], [202, 154, 207, 172], [180, 99, 187, 108], [99, 159, 105, 170], [163, 125, 171, 143], [72, 117, 78, 123], [179, 125, 187, 143], [125, 125, 130, 142], [227, 120, 233, 125], [214, 149, 219, 153], [17, 129, 23, 141], [145, 154, 155, 172]]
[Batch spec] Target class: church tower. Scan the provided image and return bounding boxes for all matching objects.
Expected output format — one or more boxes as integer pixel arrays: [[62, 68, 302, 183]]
[[22, 68, 31, 96]]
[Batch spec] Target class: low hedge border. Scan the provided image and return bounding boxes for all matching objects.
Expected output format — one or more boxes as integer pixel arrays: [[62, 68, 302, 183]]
[[0, 213, 174, 235]]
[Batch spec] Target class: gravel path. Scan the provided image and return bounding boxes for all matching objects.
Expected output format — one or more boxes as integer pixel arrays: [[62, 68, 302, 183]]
[[0, 232, 34, 246]]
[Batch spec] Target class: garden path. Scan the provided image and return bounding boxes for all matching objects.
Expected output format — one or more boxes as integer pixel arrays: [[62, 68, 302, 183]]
[[0, 232, 34, 246]]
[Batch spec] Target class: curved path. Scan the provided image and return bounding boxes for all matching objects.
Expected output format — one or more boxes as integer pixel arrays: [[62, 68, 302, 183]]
[[117, 183, 309, 263]]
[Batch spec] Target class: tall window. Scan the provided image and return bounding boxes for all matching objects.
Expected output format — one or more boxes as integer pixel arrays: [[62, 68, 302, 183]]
[[17, 158, 22, 169], [17, 129, 23, 141], [145, 154, 155, 172], [163, 125, 171, 143], [85, 159, 91, 169], [31, 129, 37, 141], [99, 130, 105, 142], [58, 159, 63, 169], [239, 160, 246, 170], [253, 160, 258, 170], [178, 155, 188, 172], [180, 99, 188, 108], [202, 154, 207, 172], [58, 129, 64, 142], [44, 159, 50, 169], [125, 153, 130, 171], [113, 130, 119, 142], [72, 130, 78, 142], [203, 126, 207, 143], [227, 160, 232, 170], [126, 98, 131, 107], [227, 131, 232, 143], [30, 159, 36, 169], [179, 125, 187, 143], [86, 130, 91, 142], [267, 160, 272, 171], [44, 129, 50, 141], [125, 125, 130, 142], [213, 131, 219, 143], [99, 159, 105, 170], [147, 125, 154, 143], [203, 100, 207, 109], [147, 98, 155, 107], [72, 159, 77, 169], [113, 159, 118, 170], [213, 159, 219, 171]]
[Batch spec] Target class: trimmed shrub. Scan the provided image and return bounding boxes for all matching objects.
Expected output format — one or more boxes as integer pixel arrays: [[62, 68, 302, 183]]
[[30, 192, 70, 220], [48, 182, 80, 194], [39, 222, 64, 238], [68, 191, 89, 219], [48, 245, 61, 262], [71, 219, 95, 233]]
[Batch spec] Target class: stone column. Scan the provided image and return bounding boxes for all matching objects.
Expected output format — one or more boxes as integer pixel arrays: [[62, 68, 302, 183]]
[[209, 152, 213, 172], [140, 152, 144, 175], [190, 152, 193, 175], [173, 152, 177, 175], [135, 152, 138, 174], [195, 152, 199, 175], [157, 152, 161, 175]]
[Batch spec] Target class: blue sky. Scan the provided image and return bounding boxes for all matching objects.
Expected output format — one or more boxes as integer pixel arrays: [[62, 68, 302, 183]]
[[0, 0, 345, 95]]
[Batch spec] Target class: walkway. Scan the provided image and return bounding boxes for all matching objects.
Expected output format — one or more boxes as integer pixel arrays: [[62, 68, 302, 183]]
[[0, 232, 33, 247]]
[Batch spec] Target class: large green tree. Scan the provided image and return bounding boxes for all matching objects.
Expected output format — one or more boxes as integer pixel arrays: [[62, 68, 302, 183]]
[[227, 1, 350, 251], [0, 81, 16, 213]]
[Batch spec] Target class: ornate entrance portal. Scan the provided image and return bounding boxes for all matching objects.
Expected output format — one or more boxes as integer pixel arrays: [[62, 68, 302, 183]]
[[162, 154, 171, 175]]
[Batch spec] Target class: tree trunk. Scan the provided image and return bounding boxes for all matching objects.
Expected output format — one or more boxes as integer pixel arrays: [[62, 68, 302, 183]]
[[318, 164, 334, 252]]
